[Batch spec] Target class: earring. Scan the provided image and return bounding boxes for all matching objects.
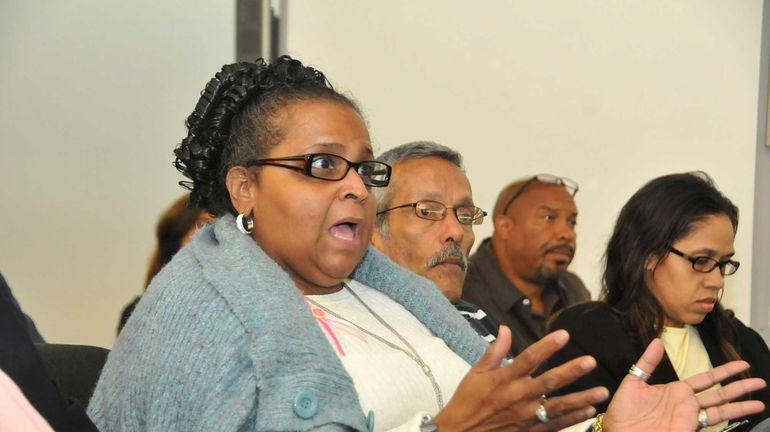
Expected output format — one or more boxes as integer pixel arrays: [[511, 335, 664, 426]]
[[236, 212, 254, 235]]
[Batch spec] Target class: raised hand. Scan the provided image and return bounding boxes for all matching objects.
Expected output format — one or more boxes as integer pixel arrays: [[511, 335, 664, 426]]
[[431, 326, 609, 431], [604, 338, 766, 431]]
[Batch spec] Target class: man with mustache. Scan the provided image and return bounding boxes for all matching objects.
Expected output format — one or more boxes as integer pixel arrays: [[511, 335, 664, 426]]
[[462, 175, 590, 355], [372, 141, 499, 342]]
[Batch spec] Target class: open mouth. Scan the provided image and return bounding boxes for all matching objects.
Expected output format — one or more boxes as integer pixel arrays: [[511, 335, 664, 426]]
[[329, 220, 360, 242]]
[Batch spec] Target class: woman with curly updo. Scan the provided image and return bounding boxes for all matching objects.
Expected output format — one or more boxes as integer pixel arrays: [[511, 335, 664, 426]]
[[87, 57, 764, 431]]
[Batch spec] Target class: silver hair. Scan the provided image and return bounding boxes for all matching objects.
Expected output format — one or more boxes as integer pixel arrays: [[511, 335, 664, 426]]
[[374, 141, 464, 236]]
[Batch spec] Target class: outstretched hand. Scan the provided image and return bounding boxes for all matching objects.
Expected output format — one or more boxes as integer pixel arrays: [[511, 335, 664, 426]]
[[432, 326, 609, 431], [604, 338, 766, 431]]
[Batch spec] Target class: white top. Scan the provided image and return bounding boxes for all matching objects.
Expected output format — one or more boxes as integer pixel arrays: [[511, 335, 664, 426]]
[[306, 280, 600, 432], [0, 368, 54, 432], [306, 279, 470, 431], [662, 325, 726, 432]]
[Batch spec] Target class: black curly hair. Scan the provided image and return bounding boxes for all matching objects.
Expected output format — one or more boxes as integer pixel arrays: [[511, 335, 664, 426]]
[[173, 56, 361, 215]]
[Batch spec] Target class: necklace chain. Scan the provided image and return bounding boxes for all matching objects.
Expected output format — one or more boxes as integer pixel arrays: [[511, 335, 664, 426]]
[[305, 282, 444, 409]]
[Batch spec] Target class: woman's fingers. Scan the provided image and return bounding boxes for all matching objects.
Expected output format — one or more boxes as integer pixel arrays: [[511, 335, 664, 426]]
[[543, 387, 609, 417], [623, 338, 664, 383], [700, 400, 766, 426], [686, 362, 766, 427], [519, 390, 605, 432], [473, 325, 514, 373], [685, 360, 750, 393], [519, 355, 599, 400], [530, 406, 598, 432], [449, 330, 598, 431], [696, 377, 767, 408], [502, 330, 572, 378]]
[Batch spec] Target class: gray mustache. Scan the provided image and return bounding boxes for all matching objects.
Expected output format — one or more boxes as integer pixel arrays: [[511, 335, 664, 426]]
[[426, 243, 468, 272]]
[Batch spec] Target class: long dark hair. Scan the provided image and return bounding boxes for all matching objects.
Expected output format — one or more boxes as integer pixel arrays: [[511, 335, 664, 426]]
[[173, 56, 360, 215], [602, 171, 741, 362]]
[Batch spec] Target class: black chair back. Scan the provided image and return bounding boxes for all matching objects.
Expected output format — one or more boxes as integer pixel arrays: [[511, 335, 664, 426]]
[[34, 343, 109, 407]]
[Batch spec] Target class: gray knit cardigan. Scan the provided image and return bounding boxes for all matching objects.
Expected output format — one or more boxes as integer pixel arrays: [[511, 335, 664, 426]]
[[87, 215, 487, 431]]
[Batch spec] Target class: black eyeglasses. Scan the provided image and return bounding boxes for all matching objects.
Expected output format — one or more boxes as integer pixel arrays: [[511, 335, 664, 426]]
[[669, 247, 740, 276], [377, 200, 487, 225], [246, 153, 392, 187], [501, 174, 579, 215]]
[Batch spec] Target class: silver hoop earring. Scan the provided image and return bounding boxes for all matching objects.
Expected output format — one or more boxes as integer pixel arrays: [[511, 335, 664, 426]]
[[236, 213, 254, 235]]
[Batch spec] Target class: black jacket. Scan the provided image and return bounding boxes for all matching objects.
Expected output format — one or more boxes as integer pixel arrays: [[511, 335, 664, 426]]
[[547, 302, 770, 429], [0, 273, 98, 431]]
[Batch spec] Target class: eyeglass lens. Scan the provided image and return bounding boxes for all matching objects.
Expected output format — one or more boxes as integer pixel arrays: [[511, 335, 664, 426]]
[[308, 154, 390, 186], [692, 257, 739, 275], [414, 201, 485, 225], [670, 248, 740, 276]]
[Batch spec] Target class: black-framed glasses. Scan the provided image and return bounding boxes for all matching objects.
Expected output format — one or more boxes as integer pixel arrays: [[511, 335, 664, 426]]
[[246, 153, 392, 187], [669, 247, 740, 276], [501, 174, 579, 215], [377, 200, 487, 225]]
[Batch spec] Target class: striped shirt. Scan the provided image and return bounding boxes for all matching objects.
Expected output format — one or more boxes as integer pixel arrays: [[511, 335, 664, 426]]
[[454, 299, 499, 343]]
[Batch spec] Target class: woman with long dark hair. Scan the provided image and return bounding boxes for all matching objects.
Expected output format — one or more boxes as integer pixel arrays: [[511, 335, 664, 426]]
[[548, 172, 770, 430]]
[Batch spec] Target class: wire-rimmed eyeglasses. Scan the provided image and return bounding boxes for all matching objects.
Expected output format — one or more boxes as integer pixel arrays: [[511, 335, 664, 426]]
[[501, 174, 579, 215], [377, 200, 487, 225], [669, 247, 740, 276], [246, 153, 392, 187]]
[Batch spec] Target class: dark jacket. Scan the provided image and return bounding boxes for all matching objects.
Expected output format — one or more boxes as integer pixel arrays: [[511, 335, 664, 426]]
[[462, 238, 590, 355], [547, 302, 770, 429], [0, 273, 98, 432]]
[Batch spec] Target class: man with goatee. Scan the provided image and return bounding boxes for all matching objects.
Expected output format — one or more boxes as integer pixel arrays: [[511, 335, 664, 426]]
[[462, 174, 590, 356]]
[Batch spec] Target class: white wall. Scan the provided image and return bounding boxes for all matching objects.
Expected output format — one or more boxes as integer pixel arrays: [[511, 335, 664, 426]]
[[286, 1, 763, 323], [0, 1, 234, 348], [753, 0, 770, 342], [0, 1, 763, 348]]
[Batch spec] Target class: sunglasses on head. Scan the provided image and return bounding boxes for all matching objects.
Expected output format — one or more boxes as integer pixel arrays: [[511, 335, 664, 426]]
[[501, 174, 579, 215]]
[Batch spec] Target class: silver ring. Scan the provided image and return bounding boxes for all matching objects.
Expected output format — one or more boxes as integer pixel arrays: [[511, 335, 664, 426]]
[[535, 404, 549, 423], [698, 409, 709, 428], [628, 364, 651, 381]]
